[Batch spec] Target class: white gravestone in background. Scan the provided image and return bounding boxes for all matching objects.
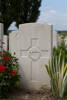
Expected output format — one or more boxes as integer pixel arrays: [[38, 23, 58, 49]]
[[53, 31, 58, 47], [3, 35, 8, 51], [0, 23, 3, 51], [65, 37, 67, 45], [0, 23, 8, 51], [9, 23, 53, 90]]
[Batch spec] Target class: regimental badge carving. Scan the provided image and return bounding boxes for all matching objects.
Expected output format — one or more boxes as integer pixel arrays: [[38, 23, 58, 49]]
[[28, 47, 41, 60]]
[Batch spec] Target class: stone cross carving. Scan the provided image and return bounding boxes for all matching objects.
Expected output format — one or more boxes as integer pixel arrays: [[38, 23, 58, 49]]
[[20, 38, 48, 61]]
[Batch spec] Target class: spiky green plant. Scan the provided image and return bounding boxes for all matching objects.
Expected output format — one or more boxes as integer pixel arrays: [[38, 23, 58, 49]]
[[45, 51, 67, 97]]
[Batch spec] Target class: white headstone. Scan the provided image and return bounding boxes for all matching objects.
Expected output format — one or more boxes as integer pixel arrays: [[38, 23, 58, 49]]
[[0, 23, 3, 51], [53, 31, 58, 47], [57, 34, 62, 45], [3, 35, 8, 51], [65, 37, 67, 45], [9, 23, 53, 90]]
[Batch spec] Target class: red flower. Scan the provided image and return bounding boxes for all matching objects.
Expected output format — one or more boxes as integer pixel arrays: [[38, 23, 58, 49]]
[[7, 57, 11, 60], [3, 56, 10, 60], [3, 56, 7, 60], [0, 65, 6, 72], [10, 70, 17, 75]]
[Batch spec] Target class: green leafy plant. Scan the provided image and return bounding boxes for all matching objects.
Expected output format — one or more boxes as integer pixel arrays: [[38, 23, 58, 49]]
[[45, 50, 67, 97], [0, 51, 20, 97], [53, 41, 67, 64]]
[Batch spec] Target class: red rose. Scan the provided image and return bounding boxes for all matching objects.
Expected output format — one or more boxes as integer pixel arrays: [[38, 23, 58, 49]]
[[10, 70, 17, 75], [3, 56, 10, 60], [0, 65, 6, 72], [1, 66, 6, 72], [3, 56, 8, 60]]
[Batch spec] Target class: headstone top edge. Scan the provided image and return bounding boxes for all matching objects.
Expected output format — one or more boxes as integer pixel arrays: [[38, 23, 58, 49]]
[[9, 30, 19, 36], [53, 31, 57, 34], [19, 23, 53, 29], [0, 23, 3, 28], [0, 23, 3, 24]]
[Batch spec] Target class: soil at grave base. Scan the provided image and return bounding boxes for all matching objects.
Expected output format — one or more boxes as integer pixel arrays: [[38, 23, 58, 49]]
[[9, 88, 67, 100]]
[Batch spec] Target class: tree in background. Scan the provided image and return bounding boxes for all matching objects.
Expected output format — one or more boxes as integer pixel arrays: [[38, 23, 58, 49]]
[[0, 0, 42, 35]]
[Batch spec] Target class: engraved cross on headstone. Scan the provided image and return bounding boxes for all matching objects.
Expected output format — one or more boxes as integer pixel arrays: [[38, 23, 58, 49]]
[[20, 38, 49, 61]]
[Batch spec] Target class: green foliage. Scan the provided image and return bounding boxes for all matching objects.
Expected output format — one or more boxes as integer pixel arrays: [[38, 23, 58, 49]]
[[53, 42, 67, 64], [0, 51, 20, 98], [0, 0, 42, 35], [45, 51, 67, 97], [45, 43, 67, 97]]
